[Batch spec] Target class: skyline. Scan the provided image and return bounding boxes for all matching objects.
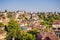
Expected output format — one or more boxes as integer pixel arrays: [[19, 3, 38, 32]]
[[0, 0, 60, 12]]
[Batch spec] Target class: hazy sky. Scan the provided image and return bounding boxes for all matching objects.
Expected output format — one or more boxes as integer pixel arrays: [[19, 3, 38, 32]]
[[0, 0, 60, 12]]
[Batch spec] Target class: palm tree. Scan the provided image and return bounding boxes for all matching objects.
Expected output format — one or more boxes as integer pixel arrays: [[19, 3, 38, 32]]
[[6, 18, 22, 40]]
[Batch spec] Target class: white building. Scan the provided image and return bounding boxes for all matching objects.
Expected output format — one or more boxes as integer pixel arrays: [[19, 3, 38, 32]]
[[52, 20, 60, 39]]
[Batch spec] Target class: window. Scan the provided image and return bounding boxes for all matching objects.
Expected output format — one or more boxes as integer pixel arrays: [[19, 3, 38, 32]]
[[56, 33, 58, 37], [58, 28, 60, 30], [53, 28, 56, 30], [56, 33, 60, 38], [44, 37, 51, 40], [59, 34, 60, 38]]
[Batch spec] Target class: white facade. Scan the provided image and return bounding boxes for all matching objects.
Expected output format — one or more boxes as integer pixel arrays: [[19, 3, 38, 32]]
[[27, 27, 32, 30], [52, 24, 60, 28]]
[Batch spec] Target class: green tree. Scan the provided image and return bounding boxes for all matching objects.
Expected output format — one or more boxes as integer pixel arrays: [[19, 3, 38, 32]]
[[38, 12, 45, 20], [20, 31, 28, 40], [0, 22, 4, 27], [40, 18, 52, 32], [26, 33, 36, 40], [7, 12, 13, 18], [20, 31, 36, 40], [28, 28, 39, 35], [0, 22, 4, 30], [6, 19, 22, 40]]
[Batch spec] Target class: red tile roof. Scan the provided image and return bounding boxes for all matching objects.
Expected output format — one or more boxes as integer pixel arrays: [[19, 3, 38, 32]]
[[42, 32, 58, 40]]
